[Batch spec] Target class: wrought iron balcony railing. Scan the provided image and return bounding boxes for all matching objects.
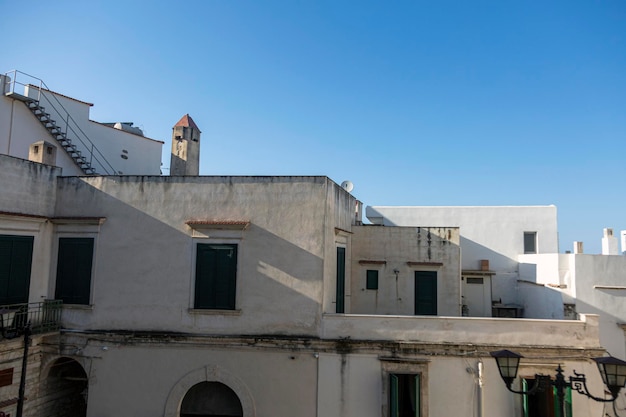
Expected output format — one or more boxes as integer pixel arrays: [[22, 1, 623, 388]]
[[0, 300, 62, 339]]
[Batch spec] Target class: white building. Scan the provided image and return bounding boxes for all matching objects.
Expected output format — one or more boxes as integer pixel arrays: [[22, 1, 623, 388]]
[[368, 205, 626, 365], [1, 70, 163, 176], [1, 70, 624, 417]]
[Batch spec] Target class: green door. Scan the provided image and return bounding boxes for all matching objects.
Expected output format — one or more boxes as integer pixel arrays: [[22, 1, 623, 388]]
[[0, 235, 34, 304], [336, 247, 346, 313], [414, 271, 437, 315]]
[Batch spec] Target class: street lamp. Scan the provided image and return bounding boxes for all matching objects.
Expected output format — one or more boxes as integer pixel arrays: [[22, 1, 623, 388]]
[[490, 350, 626, 416]]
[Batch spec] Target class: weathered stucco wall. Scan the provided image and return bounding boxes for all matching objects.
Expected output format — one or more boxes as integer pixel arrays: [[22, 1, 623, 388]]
[[51, 330, 608, 417], [367, 205, 558, 269], [350, 226, 461, 316], [0, 154, 61, 216], [53, 175, 350, 336]]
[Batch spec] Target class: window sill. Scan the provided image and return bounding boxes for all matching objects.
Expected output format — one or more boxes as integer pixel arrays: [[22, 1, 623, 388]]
[[188, 308, 242, 316], [62, 304, 93, 310]]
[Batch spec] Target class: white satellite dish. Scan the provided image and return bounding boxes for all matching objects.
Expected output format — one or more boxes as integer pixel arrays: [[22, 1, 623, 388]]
[[341, 180, 354, 192]]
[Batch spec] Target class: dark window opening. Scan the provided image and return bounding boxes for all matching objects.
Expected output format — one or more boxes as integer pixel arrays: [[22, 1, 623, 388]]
[[524, 232, 537, 254], [181, 381, 243, 417], [390, 373, 421, 417]]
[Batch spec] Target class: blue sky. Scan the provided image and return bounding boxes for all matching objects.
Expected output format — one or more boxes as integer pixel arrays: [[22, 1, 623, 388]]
[[2, 1, 625, 254]]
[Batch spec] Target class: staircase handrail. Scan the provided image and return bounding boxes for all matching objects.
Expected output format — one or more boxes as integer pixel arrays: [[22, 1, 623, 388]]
[[3, 70, 117, 175]]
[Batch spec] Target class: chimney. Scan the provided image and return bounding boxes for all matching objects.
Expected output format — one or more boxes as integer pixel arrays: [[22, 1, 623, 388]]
[[573, 241, 584, 254], [621, 230, 626, 255], [602, 228, 618, 255]]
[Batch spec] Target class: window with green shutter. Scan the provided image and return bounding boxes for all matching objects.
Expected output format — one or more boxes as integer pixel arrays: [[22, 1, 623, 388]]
[[195, 244, 238, 310], [522, 378, 572, 417], [366, 270, 379, 290], [390, 373, 421, 417], [55, 238, 94, 305], [0, 235, 34, 305]]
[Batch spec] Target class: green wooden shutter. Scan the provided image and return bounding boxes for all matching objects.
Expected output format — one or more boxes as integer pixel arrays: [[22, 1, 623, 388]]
[[55, 238, 94, 305], [0, 235, 34, 304], [390, 374, 399, 417], [553, 386, 573, 417], [522, 379, 529, 417], [335, 247, 345, 313], [195, 244, 237, 309], [414, 271, 437, 315], [413, 374, 421, 417]]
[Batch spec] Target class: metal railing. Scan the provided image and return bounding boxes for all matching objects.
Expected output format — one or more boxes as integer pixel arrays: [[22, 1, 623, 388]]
[[0, 300, 62, 339], [2, 69, 116, 175]]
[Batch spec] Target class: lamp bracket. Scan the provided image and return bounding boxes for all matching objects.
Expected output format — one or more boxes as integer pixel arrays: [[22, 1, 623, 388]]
[[570, 371, 615, 403]]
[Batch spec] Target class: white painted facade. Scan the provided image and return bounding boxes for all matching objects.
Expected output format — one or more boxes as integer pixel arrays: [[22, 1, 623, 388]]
[[1, 154, 622, 416], [1, 71, 163, 175], [368, 205, 626, 385]]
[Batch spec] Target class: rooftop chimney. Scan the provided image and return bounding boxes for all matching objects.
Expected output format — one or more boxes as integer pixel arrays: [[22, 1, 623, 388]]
[[602, 228, 618, 255], [621, 230, 626, 255], [573, 241, 584, 254]]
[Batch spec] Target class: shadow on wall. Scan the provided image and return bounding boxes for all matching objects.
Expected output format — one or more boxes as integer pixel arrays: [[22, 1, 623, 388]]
[[53, 175, 328, 336]]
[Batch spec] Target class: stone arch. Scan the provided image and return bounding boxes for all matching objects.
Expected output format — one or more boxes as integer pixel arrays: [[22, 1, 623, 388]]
[[181, 381, 243, 416], [39, 356, 88, 417], [164, 365, 255, 417]]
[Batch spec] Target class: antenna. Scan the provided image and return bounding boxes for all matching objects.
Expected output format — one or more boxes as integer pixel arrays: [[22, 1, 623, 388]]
[[341, 180, 354, 192]]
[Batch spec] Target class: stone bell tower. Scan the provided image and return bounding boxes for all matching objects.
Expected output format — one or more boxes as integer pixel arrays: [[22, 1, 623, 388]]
[[170, 114, 201, 176]]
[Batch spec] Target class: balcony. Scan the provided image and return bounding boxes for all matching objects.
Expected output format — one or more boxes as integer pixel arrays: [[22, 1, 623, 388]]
[[0, 300, 62, 339]]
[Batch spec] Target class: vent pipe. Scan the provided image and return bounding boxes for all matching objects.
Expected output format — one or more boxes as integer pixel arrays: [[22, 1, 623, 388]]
[[602, 228, 618, 255]]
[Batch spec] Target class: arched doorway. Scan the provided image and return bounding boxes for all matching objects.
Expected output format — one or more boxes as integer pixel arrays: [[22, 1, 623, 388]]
[[180, 381, 243, 417], [43, 357, 88, 417]]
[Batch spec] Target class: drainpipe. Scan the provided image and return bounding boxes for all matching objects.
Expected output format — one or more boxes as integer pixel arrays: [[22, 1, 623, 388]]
[[478, 359, 484, 417]]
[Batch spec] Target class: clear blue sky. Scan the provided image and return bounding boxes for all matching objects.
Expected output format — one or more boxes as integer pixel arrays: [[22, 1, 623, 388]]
[[2, 1, 625, 254]]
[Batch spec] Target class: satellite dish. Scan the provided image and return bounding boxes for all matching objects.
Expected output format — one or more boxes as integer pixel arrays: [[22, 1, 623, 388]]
[[341, 180, 354, 192]]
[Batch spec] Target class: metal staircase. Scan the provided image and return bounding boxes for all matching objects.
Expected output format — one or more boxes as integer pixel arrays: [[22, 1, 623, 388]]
[[2, 70, 115, 175], [25, 100, 96, 174]]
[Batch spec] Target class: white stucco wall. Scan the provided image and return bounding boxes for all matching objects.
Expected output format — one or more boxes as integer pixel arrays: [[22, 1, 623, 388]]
[[367, 206, 559, 269], [367, 205, 559, 307], [517, 252, 626, 360], [570, 254, 626, 359], [52, 176, 355, 337], [350, 226, 461, 316], [0, 154, 63, 302], [1, 84, 163, 175]]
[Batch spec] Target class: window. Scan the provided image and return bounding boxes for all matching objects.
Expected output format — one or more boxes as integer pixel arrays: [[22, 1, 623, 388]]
[[55, 238, 94, 305], [335, 247, 346, 313], [0, 235, 34, 304], [195, 243, 237, 310], [0, 368, 13, 388], [366, 270, 379, 290], [390, 374, 421, 417], [522, 378, 572, 417], [524, 232, 537, 254], [414, 271, 437, 315]]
